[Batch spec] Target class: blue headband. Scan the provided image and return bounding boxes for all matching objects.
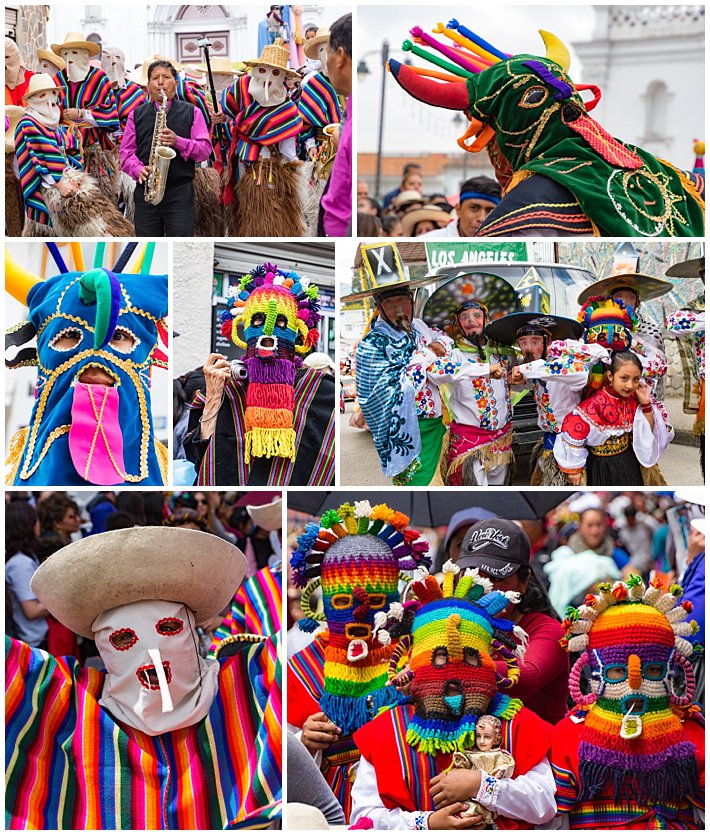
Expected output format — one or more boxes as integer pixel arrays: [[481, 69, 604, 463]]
[[459, 191, 501, 206]]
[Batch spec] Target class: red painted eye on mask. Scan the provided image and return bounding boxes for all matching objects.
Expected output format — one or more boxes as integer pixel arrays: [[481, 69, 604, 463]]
[[272, 69, 280, 77], [156, 617, 184, 636], [109, 628, 138, 650], [258, 67, 266, 74]]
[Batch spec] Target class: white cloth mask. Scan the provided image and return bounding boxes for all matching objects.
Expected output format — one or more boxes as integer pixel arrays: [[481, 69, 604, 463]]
[[93, 599, 219, 736], [61, 47, 91, 82], [26, 90, 62, 129], [102, 47, 125, 86], [248, 65, 286, 106], [213, 71, 234, 98], [317, 43, 329, 77], [39, 59, 60, 75], [5, 37, 23, 89]]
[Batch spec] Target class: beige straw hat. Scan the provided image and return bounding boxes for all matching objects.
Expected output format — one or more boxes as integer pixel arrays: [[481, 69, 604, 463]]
[[246, 496, 282, 532], [303, 27, 330, 60], [31, 527, 247, 638], [22, 72, 60, 100], [37, 47, 66, 71], [51, 31, 101, 57], [243, 38, 300, 78]]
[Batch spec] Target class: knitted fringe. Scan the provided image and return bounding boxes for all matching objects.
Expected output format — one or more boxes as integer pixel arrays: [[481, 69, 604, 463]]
[[578, 754, 700, 805], [245, 406, 293, 428], [244, 427, 295, 459], [319, 685, 401, 736], [406, 718, 478, 756]]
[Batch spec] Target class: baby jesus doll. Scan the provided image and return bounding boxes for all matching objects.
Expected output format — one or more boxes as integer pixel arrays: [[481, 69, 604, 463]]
[[451, 715, 516, 825]]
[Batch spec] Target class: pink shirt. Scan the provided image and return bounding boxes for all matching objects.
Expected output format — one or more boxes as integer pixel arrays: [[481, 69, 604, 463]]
[[119, 99, 211, 181], [321, 95, 351, 237]]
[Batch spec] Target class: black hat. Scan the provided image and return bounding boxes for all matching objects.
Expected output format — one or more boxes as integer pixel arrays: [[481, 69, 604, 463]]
[[458, 519, 531, 579]]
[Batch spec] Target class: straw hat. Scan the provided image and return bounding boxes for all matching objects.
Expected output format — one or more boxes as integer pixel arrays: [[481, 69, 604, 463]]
[[401, 204, 451, 236], [5, 105, 25, 152], [37, 47, 66, 71], [392, 189, 424, 211], [243, 38, 300, 78], [22, 72, 60, 100], [30, 527, 247, 639], [51, 31, 100, 57], [128, 56, 180, 88], [577, 272, 673, 306], [197, 56, 243, 75], [303, 27, 330, 60], [666, 257, 704, 279], [246, 496, 282, 532]]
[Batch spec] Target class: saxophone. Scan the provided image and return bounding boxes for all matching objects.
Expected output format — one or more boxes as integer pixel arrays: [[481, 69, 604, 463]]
[[144, 89, 177, 205]]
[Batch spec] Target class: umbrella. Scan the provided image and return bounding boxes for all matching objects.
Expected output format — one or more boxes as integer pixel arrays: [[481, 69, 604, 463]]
[[286, 491, 573, 526]]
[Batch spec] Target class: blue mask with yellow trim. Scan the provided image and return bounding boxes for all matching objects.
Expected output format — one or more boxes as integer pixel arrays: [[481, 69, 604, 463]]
[[11, 268, 168, 486]]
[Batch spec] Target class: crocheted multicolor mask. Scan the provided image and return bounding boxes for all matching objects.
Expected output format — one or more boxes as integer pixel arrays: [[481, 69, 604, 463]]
[[222, 262, 321, 460], [377, 561, 527, 755], [562, 577, 701, 804], [577, 295, 637, 390], [290, 501, 431, 735], [6, 257, 168, 486], [387, 21, 704, 237]]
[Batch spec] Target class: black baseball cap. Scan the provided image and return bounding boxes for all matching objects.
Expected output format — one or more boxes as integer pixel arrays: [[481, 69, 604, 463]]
[[458, 519, 531, 580]]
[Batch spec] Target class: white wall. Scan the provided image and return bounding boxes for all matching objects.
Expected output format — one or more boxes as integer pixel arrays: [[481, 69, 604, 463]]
[[172, 239, 215, 377], [48, 4, 351, 71]]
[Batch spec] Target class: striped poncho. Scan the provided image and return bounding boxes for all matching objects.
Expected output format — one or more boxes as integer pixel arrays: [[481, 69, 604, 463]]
[[209, 567, 283, 657], [114, 80, 146, 133], [185, 367, 335, 486], [298, 71, 341, 131], [54, 66, 119, 149], [14, 115, 83, 224], [223, 75, 302, 162], [5, 634, 282, 829]]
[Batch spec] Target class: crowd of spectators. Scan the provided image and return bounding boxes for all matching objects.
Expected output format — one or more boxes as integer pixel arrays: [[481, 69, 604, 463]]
[[356, 162, 502, 237]]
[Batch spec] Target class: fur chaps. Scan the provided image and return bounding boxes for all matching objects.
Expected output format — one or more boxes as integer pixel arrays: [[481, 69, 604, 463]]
[[194, 166, 224, 237], [226, 157, 305, 237], [303, 159, 327, 236], [115, 170, 136, 222], [5, 154, 25, 236], [83, 145, 120, 201], [44, 168, 135, 236], [21, 218, 55, 237]]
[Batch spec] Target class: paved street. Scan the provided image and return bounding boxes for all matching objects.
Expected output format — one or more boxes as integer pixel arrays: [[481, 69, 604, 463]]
[[339, 401, 703, 488]]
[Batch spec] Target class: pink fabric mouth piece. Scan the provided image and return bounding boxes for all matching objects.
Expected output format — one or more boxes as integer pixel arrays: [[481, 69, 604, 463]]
[[69, 382, 126, 484]]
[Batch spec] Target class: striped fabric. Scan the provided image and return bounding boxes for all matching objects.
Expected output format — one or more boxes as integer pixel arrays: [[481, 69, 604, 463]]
[[223, 76, 302, 162], [176, 77, 211, 125], [298, 72, 341, 129], [288, 634, 326, 706], [190, 367, 334, 486], [5, 634, 282, 829], [55, 66, 119, 149], [115, 80, 146, 131], [210, 566, 282, 653], [14, 116, 83, 224]]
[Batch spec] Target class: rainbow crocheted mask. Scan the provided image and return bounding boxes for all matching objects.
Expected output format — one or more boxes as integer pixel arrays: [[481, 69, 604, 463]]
[[221, 262, 321, 460], [376, 561, 527, 755], [290, 501, 431, 735], [562, 577, 701, 804]]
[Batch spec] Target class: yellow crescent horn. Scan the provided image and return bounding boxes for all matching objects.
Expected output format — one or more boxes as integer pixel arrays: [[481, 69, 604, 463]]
[[5, 247, 43, 307], [539, 30, 570, 74]]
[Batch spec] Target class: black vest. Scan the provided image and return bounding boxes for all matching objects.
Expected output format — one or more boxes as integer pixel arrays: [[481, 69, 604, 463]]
[[134, 98, 195, 187]]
